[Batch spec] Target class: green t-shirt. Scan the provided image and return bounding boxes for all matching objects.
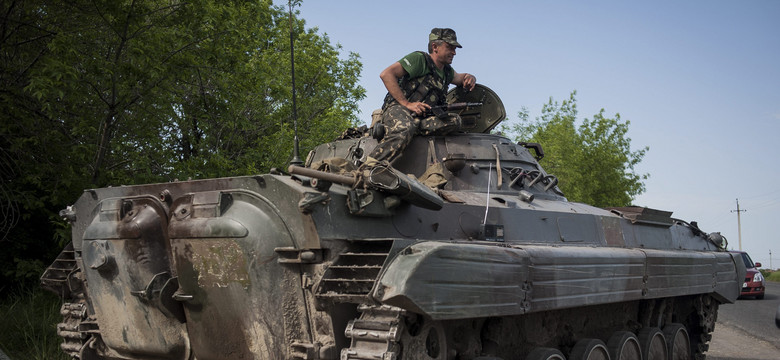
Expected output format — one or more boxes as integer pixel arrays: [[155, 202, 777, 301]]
[[398, 52, 454, 83]]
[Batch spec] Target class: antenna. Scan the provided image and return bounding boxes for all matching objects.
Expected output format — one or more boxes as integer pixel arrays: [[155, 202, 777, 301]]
[[730, 198, 747, 250], [288, 0, 302, 166]]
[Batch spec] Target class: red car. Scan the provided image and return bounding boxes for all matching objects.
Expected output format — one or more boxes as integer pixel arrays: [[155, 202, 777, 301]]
[[730, 250, 765, 299]]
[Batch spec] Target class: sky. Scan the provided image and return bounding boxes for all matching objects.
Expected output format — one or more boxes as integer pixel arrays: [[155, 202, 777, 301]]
[[277, 0, 780, 268]]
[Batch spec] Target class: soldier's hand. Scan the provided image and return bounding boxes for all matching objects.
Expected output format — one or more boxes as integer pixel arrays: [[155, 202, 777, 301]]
[[404, 101, 430, 115], [463, 74, 476, 91]]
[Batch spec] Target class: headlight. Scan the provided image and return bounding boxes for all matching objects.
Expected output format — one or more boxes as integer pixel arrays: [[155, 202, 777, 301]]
[[753, 272, 764, 283]]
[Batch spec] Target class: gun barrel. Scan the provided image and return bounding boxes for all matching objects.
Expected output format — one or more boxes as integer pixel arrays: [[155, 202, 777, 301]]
[[288, 165, 356, 186], [448, 102, 483, 109], [424, 102, 483, 118]]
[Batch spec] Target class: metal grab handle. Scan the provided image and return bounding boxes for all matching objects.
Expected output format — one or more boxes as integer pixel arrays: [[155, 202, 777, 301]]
[[172, 293, 194, 302]]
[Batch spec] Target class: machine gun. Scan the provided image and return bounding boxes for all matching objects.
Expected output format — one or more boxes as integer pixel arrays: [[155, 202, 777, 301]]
[[424, 101, 482, 119]]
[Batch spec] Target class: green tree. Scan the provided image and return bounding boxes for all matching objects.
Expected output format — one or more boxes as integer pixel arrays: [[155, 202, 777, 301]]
[[506, 91, 648, 207], [0, 0, 364, 287], [0, 0, 78, 286]]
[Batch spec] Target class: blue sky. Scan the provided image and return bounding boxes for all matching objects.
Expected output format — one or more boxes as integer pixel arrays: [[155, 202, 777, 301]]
[[280, 0, 780, 267]]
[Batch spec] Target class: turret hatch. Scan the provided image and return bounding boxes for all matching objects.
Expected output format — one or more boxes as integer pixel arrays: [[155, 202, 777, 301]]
[[447, 84, 506, 133]]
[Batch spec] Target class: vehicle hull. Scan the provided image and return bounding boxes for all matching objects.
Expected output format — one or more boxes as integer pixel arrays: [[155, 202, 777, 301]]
[[42, 128, 743, 360]]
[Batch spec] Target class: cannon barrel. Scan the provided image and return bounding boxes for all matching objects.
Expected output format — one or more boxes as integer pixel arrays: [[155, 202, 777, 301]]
[[288, 165, 356, 186]]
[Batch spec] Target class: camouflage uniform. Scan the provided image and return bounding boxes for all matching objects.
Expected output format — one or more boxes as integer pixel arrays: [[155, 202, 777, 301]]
[[368, 50, 462, 163], [370, 104, 461, 163]]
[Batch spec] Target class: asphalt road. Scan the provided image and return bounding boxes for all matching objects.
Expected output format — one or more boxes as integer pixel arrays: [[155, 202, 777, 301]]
[[707, 281, 780, 360]]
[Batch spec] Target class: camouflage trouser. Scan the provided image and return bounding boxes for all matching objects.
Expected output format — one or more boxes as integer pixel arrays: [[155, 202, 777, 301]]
[[368, 104, 461, 163]]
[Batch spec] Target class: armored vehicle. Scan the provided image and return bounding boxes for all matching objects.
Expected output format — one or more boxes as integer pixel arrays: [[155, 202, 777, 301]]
[[42, 85, 743, 360]]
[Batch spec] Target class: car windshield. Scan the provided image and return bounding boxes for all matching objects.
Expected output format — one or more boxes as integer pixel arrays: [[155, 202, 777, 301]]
[[740, 253, 755, 268]]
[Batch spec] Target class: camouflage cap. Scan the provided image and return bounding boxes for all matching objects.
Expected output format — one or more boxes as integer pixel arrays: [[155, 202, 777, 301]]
[[429, 28, 462, 48]]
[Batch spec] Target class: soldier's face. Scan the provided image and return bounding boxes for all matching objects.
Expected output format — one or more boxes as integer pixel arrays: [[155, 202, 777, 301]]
[[434, 43, 456, 65]]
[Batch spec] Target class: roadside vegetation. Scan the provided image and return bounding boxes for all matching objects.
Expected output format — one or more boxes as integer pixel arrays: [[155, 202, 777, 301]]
[[761, 269, 780, 282], [0, 286, 68, 360]]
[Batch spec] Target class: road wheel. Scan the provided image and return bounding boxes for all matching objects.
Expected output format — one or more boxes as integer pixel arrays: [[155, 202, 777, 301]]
[[637, 327, 666, 360], [570, 338, 610, 360], [399, 316, 448, 360], [606, 331, 641, 360], [663, 324, 690, 360]]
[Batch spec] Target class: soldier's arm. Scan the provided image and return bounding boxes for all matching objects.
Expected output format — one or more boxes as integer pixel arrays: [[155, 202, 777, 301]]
[[380, 62, 429, 115], [452, 72, 477, 91]]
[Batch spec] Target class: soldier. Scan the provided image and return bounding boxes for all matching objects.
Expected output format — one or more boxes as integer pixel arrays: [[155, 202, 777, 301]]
[[367, 28, 477, 165]]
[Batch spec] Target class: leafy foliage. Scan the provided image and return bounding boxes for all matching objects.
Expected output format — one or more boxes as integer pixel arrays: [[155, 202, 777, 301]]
[[0, 0, 364, 287], [505, 91, 648, 207]]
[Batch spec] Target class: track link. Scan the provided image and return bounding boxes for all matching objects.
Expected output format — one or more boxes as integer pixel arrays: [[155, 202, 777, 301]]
[[341, 305, 406, 360]]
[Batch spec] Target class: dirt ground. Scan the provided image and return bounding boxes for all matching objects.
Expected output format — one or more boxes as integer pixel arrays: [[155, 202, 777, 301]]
[[707, 321, 780, 360]]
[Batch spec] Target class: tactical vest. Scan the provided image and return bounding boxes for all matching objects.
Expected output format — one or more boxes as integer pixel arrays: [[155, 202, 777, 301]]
[[382, 51, 454, 110]]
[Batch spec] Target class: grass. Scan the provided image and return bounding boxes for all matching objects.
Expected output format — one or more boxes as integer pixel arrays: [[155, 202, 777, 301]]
[[765, 271, 780, 282], [0, 286, 69, 360]]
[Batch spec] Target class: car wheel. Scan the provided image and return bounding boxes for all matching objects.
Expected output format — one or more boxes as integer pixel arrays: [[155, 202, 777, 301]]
[[756, 294, 765, 300]]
